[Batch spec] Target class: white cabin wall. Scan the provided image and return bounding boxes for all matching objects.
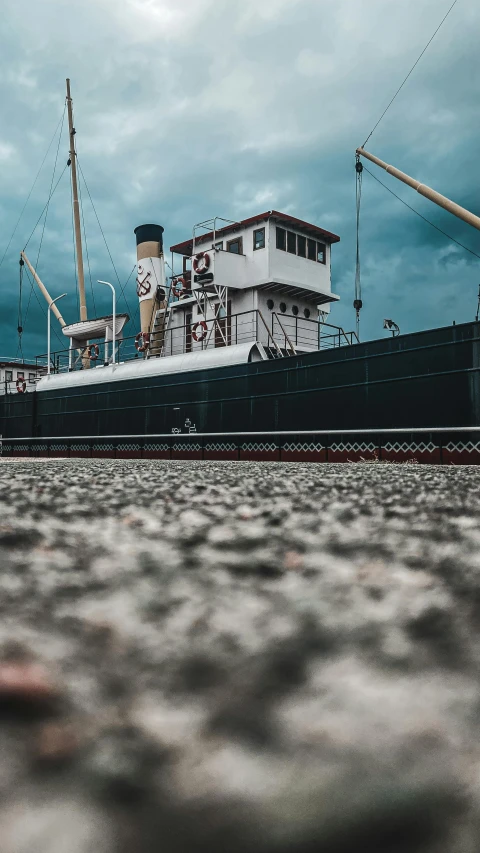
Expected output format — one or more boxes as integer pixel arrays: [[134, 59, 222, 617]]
[[267, 221, 332, 296]]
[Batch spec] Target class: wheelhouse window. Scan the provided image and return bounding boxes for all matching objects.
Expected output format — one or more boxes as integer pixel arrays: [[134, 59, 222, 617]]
[[17, 372, 24, 379], [28, 373, 36, 383], [5, 370, 12, 382], [307, 238, 316, 261], [317, 242, 326, 264], [287, 231, 296, 254], [297, 235, 306, 258], [227, 237, 243, 254], [253, 227, 265, 250], [276, 227, 286, 251], [213, 241, 223, 251]]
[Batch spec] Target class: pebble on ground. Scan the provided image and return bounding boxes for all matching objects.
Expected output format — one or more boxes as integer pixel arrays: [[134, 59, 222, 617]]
[[1, 458, 480, 852]]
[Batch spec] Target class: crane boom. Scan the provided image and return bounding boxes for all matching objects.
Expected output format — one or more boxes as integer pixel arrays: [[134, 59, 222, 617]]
[[356, 147, 480, 233]]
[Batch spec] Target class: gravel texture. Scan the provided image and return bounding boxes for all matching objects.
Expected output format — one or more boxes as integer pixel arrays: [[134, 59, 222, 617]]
[[1, 458, 480, 852]]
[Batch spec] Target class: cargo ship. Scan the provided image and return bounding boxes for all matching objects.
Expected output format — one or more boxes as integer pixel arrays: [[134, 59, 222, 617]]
[[0, 82, 479, 464]]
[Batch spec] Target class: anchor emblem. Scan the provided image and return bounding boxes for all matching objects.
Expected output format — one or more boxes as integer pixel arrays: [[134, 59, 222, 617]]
[[136, 264, 152, 297]]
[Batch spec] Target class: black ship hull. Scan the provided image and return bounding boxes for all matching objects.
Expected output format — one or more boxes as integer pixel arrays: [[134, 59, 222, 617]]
[[1, 321, 479, 464]]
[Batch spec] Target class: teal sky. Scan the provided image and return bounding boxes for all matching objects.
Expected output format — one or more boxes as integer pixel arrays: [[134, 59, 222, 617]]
[[0, 0, 479, 359]]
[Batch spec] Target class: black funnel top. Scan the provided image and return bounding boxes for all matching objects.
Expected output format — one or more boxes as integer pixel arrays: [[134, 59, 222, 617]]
[[134, 224, 164, 248]]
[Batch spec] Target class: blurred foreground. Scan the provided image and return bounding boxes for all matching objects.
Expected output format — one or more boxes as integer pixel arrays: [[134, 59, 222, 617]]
[[0, 459, 480, 852]]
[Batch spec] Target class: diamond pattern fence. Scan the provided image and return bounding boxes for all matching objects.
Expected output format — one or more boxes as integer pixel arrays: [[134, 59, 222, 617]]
[[0, 433, 479, 463]]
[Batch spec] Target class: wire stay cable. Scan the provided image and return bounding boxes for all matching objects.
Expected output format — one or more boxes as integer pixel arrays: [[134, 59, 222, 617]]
[[35, 105, 66, 273], [0, 109, 66, 271], [23, 165, 68, 251], [362, 0, 458, 148], [363, 165, 480, 260], [76, 158, 135, 320]]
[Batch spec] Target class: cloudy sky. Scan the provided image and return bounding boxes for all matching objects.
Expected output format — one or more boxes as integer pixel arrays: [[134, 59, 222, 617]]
[[0, 0, 479, 358]]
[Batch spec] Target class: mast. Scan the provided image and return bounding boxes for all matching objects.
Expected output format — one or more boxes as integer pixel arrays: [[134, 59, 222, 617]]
[[356, 147, 480, 233], [66, 78, 87, 321]]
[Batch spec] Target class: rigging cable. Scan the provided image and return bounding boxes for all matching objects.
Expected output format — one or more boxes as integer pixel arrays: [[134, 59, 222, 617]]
[[69, 95, 97, 317], [76, 158, 135, 321], [363, 165, 480, 261], [354, 156, 363, 340], [362, 0, 458, 148], [20, 113, 67, 344], [17, 113, 68, 357], [69, 161, 80, 318], [22, 164, 69, 251], [17, 259, 24, 362], [78, 170, 97, 316], [0, 109, 66, 272], [122, 264, 139, 329]]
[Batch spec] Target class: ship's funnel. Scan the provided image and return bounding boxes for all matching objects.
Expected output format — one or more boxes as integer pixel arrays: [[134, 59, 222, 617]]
[[134, 223, 166, 352]]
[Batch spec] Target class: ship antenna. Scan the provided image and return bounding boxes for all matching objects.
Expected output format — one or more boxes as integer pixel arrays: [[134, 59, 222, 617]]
[[66, 78, 87, 322]]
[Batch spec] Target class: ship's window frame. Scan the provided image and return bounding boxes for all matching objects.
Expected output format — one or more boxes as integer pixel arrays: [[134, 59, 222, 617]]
[[213, 241, 223, 251], [307, 238, 316, 261], [317, 242, 326, 264], [276, 227, 286, 251], [279, 302, 287, 313], [297, 235, 306, 258], [227, 236, 243, 254], [28, 373, 36, 383], [292, 305, 299, 316], [267, 298, 274, 310], [304, 308, 311, 319], [17, 371, 24, 379], [287, 231, 296, 254], [5, 370, 13, 382], [253, 227, 265, 251]]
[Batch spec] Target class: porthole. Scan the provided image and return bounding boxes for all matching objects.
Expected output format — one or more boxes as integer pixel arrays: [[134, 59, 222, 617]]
[[292, 305, 299, 316], [304, 308, 311, 319], [280, 302, 287, 313], [267, 299, 274, 310]]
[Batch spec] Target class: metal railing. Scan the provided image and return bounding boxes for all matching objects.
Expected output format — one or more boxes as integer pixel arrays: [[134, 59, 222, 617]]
[[271, 313, 358, 350], [34, 310, 358, 374]]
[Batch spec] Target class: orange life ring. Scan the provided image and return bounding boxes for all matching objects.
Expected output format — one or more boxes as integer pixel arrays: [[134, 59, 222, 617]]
[[88, 344, 99, 361], [172, 278, 189, 298], [135, 332, 150, 352], [193, 252, 210, 274], [16, 378, 26, 394], [191, 321, 208, 342]]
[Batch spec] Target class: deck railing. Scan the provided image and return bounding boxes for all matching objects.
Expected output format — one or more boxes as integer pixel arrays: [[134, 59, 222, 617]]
[[33, 309, 357, 375]]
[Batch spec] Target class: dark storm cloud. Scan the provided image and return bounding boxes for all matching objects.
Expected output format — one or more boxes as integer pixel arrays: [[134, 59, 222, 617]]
[[0, 0, 479, 358]]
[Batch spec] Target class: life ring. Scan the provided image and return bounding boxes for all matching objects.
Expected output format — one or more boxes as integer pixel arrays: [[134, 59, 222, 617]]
[[16, 378, 26, 394], [88, 344, 99, 361], [191, 321, 208, 342], [172, 278, 189, 298], [135, 332, 150, 352], [193, 252, 210, 274]]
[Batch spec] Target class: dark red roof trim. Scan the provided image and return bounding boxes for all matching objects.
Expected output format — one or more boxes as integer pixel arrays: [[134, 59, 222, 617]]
[[169, 210, 340, 255]]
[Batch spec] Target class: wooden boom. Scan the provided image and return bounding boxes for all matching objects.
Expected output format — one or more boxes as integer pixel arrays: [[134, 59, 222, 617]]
[[356, 147, 480, 233]]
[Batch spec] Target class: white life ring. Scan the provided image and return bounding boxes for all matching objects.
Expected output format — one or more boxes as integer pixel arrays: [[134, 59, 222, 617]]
[[193, 252, 210, 274], [135, 332, 150, 352], [88, 343, 99, 361], [191, 321, 208, 342], [172, 278, 188, 298]]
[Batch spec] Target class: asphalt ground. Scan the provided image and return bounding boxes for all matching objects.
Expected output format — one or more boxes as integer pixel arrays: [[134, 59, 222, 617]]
[[1, 458, 480, 852]]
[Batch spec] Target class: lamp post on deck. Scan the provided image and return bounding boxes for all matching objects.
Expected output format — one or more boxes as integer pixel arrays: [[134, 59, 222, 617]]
[[97, 280, 116, 365], [47, 293, 67, 376]]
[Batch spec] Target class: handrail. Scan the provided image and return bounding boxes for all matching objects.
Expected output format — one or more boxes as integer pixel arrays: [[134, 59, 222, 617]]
[[256, 310, 283, 356], [35, 308, 358, 371], [272, 312, 297, 355]]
